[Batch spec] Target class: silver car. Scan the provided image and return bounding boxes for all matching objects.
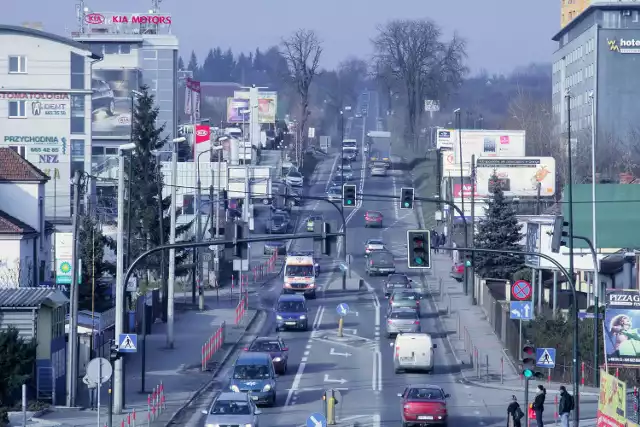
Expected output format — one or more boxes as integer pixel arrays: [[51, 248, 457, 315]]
[[386, 308, 421, 337], [387, 290, 421, 315], [371, 165, 387, 176], [202, 392, 262, 426]]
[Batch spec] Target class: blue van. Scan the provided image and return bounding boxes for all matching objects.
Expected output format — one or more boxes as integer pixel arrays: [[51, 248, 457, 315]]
[[275, 294, 309, 331], [229, 352, 277, 406]]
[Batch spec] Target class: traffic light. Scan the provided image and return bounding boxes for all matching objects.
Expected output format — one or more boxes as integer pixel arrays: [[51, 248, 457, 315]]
[[109, 340, 121, 363], [400, 187, 414, 209], [222, 189, 229, 210], [342, 184, 356, 207], [551, 215, 569, 253], [233, 223, 248, 258], [407, 230, 431, 269], [521, 344, 543, 380]]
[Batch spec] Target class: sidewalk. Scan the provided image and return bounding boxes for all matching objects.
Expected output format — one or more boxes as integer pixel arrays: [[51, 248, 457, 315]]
[[33, 297, 259, 427]]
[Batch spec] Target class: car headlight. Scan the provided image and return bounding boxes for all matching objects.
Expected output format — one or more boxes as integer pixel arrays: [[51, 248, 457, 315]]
[[245, 424, 253, 427], [230, 385, 240, 392], [273, 357, 282, 362], [262, 384, 272, 392], [276, 315, 283, 320], [299, 315, 306, 320], [206, 424, 218, 427]]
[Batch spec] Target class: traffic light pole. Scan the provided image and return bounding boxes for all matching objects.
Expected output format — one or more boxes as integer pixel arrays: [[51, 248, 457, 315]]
[[438, 245, 581, 427], [524, 377, 530, 427]]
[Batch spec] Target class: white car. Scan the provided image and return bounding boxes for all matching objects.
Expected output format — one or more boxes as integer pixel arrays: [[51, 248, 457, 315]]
[[371, 165, 387, 176], [327, 186, 342, 201], [285, 171, 303, 187], [365, 238, 386, 256]]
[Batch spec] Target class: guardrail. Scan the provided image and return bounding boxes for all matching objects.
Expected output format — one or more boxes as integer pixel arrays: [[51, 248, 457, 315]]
[[201, 322, 227, 371]]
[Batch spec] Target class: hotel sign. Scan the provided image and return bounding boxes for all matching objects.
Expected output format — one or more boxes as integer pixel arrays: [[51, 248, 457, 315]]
[[608, 38, 640, 54]]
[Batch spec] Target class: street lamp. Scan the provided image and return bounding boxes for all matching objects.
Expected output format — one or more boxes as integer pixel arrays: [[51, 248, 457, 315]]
[[589, 91, 599, 384], [125, 90, 143, 275], [453, 108, 468, 296], [240, 109, 251, 222]]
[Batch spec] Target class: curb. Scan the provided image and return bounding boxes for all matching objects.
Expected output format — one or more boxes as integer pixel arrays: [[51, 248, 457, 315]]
[[163, 309, 262, 427]]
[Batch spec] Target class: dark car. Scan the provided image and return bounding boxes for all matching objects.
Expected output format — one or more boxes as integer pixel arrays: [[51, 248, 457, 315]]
[[366, 250, 396, 276], [266, 214, 288, 234], [92, 79, 115, 116], [244, 336, 289, 374], [399, 385, 450, 426], [229, 352, 277, 406], [264, 240, 287, 255], [384, 274, 413, 297], [387, 290, 421, 315], [330, 175, 345, 187], [275, 294, 309, 331]]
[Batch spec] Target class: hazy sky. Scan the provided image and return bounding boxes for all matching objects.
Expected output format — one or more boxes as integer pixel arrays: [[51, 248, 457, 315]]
[[7, 0, 558, 74]]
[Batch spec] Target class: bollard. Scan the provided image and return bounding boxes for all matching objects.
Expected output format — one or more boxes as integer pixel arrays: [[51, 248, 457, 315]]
[[475, 348, 479, 377], [554, 394, 559, 425], [439, 277, 443, 300], [337, 317, 344, 337], [160, 382, 166, 410], [457, 312, 461, 338], [132, 409, 136, 427], [121, 420, 125, 427], [485, 354, 489, 382], [127, 414, 131, 427], [634, 387, 639, 423], [548, 368, 551, 386], [147, 395, 152, 424], [447, 294, 452, 315], [501, 357, 504, 384], [615, 367, 619, 378], [463, 326, 468, 351]]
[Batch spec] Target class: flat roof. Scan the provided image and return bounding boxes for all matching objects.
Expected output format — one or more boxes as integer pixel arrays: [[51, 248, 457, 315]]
[[0, 25, 101, 59], [553, 3, 640, 41]]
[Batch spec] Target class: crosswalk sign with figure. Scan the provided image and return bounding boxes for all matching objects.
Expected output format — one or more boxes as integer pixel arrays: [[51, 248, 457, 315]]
[[118, 334, 138, 353], [535, 347, 556, 368]]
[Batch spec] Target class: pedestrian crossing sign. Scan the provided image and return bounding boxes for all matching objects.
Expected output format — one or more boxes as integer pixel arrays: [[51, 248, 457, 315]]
[[535, 347, 556, 368], [118, 334, 138, 353]]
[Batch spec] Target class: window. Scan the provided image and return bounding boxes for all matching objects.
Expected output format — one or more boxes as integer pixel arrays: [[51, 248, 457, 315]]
[[8, 145, 25, 157], [142, 49, 158, 60], [104, 44, 118, 55], [105, 147, 117, 155], [91, 146, 104, 156], [71, 139, 84, 161], [120, 44, 131, 54], [8, 100, 26, 118], [71, 52, 85, 90], [8, 55, 27, 73], [70, 95, 85, 134]]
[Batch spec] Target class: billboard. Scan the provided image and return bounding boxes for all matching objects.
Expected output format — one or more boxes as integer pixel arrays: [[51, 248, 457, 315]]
[[226, 98, 250, 123], [597, 369, 626, 427], [91, 68, 141, 137], [233, 91, 278, 123], [604, 289, 640, 367], [437, 130, 526, 171], [475, 157, 556, 197]]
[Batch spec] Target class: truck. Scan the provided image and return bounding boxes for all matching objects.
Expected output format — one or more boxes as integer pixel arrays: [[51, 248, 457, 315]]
[[367, 131, 391, 167], [342, 139, 358, 160], [283, 252, 318, 298]]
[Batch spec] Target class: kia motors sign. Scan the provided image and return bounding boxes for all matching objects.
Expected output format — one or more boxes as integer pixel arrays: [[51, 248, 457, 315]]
[[84, 13, 105, 24], [194, 125, 211, 144], [84, 12, 172, 25]]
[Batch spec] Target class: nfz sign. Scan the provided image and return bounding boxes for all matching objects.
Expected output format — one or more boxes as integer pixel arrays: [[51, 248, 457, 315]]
[[39, 155, 59, 163]]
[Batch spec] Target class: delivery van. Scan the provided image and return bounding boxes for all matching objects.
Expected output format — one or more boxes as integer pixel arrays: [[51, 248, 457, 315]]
[[391, 333, 437, 374]]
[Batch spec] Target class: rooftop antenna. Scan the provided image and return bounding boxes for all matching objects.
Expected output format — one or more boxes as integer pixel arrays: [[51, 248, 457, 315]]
[[76, 0, 86, 33], [151, 0, 162, 13]]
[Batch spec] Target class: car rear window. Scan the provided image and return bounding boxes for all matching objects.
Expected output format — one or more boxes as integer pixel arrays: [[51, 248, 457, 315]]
[[407, 388, 444, 400], [250, 341, 281, 352], [388, 275, 408, 283], [390, 311, 417, 319], [395, 293, 417, 300], [371, 252, 393, 263]]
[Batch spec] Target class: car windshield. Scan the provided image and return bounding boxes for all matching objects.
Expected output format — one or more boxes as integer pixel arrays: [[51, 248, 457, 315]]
[[277, 301, 305, 312], [210, 400, 252, 415], [250, 341, 281, 352], [288, 172, 302, 178], [407, 388, 444, 401], [286, 265, 314, 276], [366, 212, 381, 218], [272, 215, 285, 224], [266, 241, 284, 247], [367, 240, 384, 246], [390, 311, 418, 319], [232, 364, 270, 379], [308, 216, 322, 222], [329, 188, 341, 194], [373, 162, 386, 167], [341, 164, 352, 170], [388, 275, 409, 284]]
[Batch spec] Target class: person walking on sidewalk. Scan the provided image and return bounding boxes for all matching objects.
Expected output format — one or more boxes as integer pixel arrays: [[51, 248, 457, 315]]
[[507, 395, 524, 427], [532, 384, 546, 427], [558, 385, 574, 427]]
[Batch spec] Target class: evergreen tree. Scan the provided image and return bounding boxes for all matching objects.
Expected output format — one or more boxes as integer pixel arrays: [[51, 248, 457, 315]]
[[474, 172, 524, 279], [0, 327, 37, 407], [125, 86, 191, 281], [77, 215, 114, 311], [201, 48, 216, 81], [177, 56, 185, 71], [187, 51, 199, 77]]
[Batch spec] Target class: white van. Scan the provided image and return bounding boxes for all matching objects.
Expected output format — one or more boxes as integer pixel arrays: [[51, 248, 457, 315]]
[[391, 333, 437, 373]]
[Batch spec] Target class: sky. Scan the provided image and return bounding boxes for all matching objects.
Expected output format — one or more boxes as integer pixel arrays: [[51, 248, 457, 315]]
[[6, 0, 559, 75]]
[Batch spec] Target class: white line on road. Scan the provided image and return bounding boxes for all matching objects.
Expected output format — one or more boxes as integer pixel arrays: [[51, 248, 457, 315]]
[[373, 413, 381, 427], [313, 306, 325, 330], [371, 350, 382, 392], [375, 306, 380, 327]]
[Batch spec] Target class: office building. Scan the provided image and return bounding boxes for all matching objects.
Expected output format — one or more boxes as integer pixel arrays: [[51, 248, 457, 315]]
[[561, 0, 592, 29], [71, 9, 179, 213], [0, 25, 100, 222], [552, 3, 640, 150]]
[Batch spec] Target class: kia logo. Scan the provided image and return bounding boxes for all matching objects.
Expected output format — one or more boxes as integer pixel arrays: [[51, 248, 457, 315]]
[[84, 13, 105, 24], [196, 130, 208, 137]]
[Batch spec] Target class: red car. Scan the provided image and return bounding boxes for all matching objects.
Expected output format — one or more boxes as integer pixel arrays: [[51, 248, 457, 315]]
[[450, 262, 464, 282], [364, 211, 383, 227], [398, 384, 450, 426]]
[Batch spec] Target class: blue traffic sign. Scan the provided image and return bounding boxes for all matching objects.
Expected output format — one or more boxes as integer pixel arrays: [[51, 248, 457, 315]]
[[118, 333, 138, 353], [509, 301, 533, 320], [307, 412, 327, 427], [536, 347, 556, 369], [336, 303, 349, 316]]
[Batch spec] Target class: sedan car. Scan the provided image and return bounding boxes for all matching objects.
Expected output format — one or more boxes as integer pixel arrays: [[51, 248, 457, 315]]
[[244, 336, 289, 374], [337, 162, 352, 172], [366, 250, 396, 276], [202, 392, 262, 427], [364, 211, 384, 228], [264, 240, 287, 256], [384, 274, 413, 297], [306, 215, 323, 232], [285, 171, 304, 187], [386, 308, 421, 337], [388, 290, 421, 315], [327, 186, 342, 201], [266, 214, 288, 234], [330, 175, 345, 187], [371, 165, 387, 177], [342, 170, 354, 180], [450, 262, 464, 282], [398, 385, 450, 426], [365, 238, 385, 256]]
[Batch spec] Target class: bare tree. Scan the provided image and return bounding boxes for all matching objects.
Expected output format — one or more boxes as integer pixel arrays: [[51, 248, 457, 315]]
[[281, 29, 323, 165], [0, 258, 34, 288], [372, 19, 467, 149]]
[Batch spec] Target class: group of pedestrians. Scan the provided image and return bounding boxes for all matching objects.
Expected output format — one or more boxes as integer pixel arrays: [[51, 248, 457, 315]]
[[430, 229, 446, 253], [507, 385, 575, 427]]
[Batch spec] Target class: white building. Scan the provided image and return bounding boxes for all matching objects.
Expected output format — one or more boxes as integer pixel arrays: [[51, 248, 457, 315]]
[[0, 24, 101, 224], [0, 148, 52, 287]]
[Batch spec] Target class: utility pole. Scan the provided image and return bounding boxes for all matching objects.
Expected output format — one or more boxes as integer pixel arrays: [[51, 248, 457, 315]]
[[470, 155, 476, 304], [167, 143, 178, 348], [195, 152, 203, 308], [66, 170, 81, 407]]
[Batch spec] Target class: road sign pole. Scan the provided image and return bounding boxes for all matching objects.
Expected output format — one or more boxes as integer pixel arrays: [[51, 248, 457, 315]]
[[519, 320, 522, 358], [97, 361, 102, 427], [524, 377, 530, 427]]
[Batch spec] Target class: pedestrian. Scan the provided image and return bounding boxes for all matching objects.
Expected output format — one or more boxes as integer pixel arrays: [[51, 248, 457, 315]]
[[439, 233, 446, 248], [532, 384, 546, 427], [433, 231, 440, 253], [507, 395, 524, 427], [558, 385, 574, 427]]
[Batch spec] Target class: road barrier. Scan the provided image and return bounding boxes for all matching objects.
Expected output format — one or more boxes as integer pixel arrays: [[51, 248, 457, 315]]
[[235, 292, 248, 325], [251, 252, 279, 283], [461, 325, 506, 383], [146, 382, 166, 424], [201, 322, 226, 371]]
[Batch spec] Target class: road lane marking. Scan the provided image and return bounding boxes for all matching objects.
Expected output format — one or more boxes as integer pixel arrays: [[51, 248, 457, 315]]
[[312, 306, 325, 329], [301, 357, 308, 362], [304, 350, 309, 356], [371, 350, 382, 392]]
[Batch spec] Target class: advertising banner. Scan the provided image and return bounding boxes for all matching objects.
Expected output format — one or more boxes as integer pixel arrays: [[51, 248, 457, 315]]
[[91, 68, 141, 137], [524, 223, 540, 267], [192, 80, 201, 121], [184, 80, 192, 115], [437, 129, 526, 169], [597, 369, 626, 427], [233, 91, 278, 123], [604, 289, 640, 367], [226, 98, 250, 123], [476, 157, 556, 197], [194, 125, 210, 144], [453, 183, 478, 198]]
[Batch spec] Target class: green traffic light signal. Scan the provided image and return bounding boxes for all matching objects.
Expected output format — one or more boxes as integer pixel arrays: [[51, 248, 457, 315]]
[[347, 200, 352, 205], [523, 369, 533, 378], [464, 260, 471, 267], [415, 257, 423, 265], [403, 201, 410, 207]]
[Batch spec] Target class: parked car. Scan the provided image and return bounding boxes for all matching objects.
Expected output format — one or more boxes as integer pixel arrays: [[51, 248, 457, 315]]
[[201, 392, 262, 426], [366, 250, 395, 276], [244, 336, 289, 374], [398, 385, 450, 425], [364, 211, 384, 228], [386, 307, 421, 337]]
